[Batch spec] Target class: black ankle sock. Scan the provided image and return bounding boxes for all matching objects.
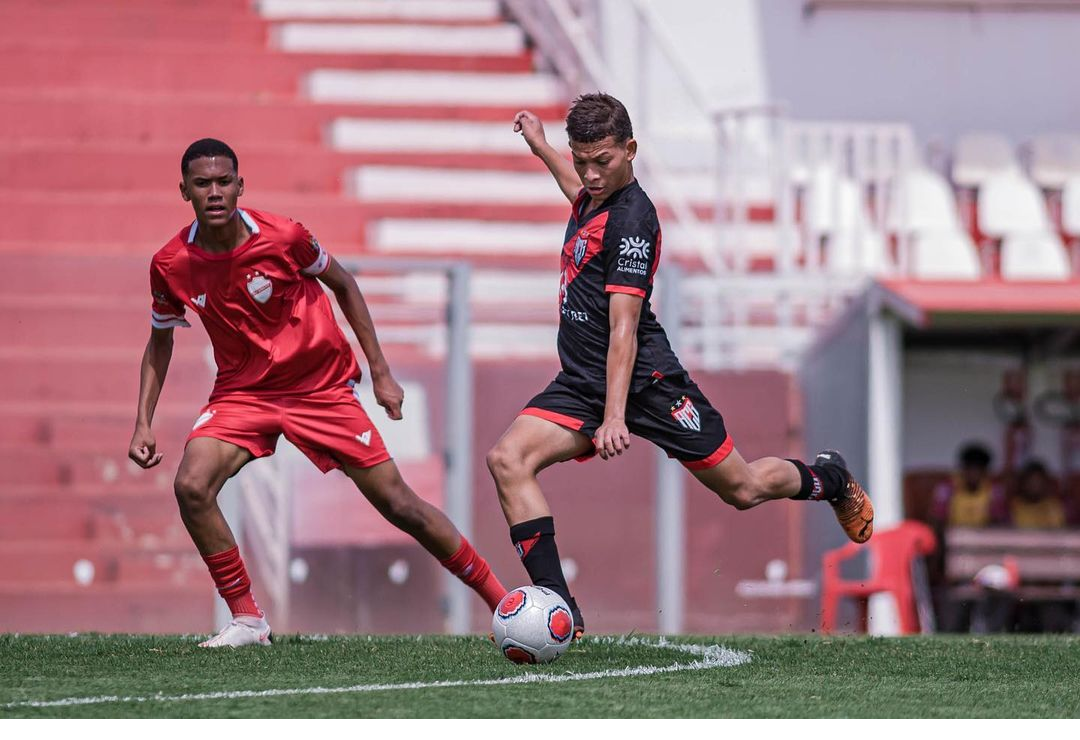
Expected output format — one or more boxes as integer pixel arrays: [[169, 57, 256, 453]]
[[509, 516, 582, 627], [787, 459, 846, 501]]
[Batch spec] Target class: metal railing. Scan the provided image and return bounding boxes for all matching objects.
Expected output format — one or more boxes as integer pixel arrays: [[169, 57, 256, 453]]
[[505, 0, 919, 370]]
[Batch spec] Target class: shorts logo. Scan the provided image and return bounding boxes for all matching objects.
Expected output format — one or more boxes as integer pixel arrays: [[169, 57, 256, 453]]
[[573, 231, 588, 266], [619, 236, 651, 259], [670, 395, 701, 432], [496, 589, 528, 620], [192, 293, 206, 308], [192, 409, 216, 430], [355, 430, 372, 446], [246, 271, 273, 304]]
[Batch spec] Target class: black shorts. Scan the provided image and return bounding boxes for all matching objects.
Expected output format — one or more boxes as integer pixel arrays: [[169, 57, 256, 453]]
[[520, 373, 733, 470]]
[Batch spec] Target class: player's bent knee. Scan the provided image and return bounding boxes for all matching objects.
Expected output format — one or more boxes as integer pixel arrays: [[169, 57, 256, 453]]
[[485, 443, 528, 486], [714, 483, 756, 511], [173, 474, 216, 515]]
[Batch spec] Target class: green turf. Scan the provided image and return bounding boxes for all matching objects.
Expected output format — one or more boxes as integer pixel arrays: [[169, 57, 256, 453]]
[[1, 633, 1078, 718]]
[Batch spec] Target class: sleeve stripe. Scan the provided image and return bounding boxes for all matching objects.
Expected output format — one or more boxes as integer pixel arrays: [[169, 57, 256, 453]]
[[151, 309, 185, 321], [301, 247, 330, 276], [605, 285, 647, 297], [151, 317, 191, 329]]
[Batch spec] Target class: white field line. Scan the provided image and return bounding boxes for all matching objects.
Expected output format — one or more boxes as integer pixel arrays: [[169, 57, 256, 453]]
[[3, 637, 750, 710]]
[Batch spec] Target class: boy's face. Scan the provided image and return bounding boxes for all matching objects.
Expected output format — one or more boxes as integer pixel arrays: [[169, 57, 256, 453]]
[[180, 156, 243, 227], [570, 135, 636, 203]]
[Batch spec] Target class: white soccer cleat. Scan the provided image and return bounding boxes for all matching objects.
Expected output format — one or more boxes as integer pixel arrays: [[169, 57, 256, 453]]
[[198, 615, 272, 648]]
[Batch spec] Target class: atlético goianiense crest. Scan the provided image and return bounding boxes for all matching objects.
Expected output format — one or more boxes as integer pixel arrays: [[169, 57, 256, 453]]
[[671, 395, 702, 432], [573, 231, 588, 266], [246, 271, 272, 304]]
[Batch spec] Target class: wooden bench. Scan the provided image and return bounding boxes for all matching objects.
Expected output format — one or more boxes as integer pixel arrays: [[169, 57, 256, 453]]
[[945, 527, 1080, 602]]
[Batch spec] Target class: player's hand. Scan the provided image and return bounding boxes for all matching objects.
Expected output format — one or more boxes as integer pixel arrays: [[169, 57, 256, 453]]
[[128, 426, 164, 469], [593, 418, 630, 461], [373, 372, 405, 420], [513, 110, 548, 155]]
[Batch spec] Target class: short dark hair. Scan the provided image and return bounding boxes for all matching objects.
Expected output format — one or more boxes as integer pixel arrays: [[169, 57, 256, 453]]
[[565, 93, 633, 144], [958, 442, 993, 469], [181, 138, 238, 176]]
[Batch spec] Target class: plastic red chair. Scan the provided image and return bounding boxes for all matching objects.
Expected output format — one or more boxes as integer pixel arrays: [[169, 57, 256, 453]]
[[820, 520, 937, 634]]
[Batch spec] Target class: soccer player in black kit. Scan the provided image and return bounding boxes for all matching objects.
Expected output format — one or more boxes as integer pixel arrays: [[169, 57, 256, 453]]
[[486, 94, 875, 637]]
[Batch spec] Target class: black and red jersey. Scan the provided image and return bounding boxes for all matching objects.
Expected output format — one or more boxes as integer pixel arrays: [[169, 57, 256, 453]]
[[555, 180, 685, 395]]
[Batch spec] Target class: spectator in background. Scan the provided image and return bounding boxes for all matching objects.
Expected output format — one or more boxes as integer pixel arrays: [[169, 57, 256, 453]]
[[931, 442, 1008, 528], [1005, 459, 1074, 632], [1008, 459, 1066, 529]]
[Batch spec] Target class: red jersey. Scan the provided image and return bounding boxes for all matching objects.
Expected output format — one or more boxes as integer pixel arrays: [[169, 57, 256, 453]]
[[149, 208, 360, 400]]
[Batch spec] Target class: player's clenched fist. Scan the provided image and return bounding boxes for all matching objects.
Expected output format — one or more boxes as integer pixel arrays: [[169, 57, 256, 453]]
[[513, 110, 549, 155], [128, 426, 164, 469], [373, 372, 405, 421]]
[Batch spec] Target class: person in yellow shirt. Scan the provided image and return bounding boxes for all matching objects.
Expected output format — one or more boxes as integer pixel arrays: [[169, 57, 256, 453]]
[[931, 443, 1008, 527], [1008, 460, 1066, 529]]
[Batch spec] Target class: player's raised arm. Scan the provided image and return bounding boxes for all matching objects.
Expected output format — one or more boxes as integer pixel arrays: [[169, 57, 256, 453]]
[[129, 327, 174, 469], [317, 256, 405, 420], [513, 110, 581, 203]]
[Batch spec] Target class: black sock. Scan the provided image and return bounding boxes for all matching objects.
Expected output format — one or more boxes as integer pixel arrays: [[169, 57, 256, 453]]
[[509, 516, 582, 628], [787, 459, 846, 501]]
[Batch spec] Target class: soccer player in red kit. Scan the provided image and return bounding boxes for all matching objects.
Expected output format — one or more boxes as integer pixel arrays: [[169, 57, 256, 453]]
[[487, 95, 874, 637], [129, 139, 506, 647]]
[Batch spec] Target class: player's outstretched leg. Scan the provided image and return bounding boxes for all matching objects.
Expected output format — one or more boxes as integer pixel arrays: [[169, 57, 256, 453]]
[[344, 460, 507, 611], [690, 445, 874, 543], [173, 437, 272, 648], [486, 415, 594, 638]]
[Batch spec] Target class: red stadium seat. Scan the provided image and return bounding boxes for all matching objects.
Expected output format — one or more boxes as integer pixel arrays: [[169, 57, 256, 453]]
[[820, 520, 937, 635]]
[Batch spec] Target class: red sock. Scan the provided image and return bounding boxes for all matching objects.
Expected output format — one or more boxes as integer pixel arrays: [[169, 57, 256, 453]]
[[202, 546, 262, 618], [440, 536, 507, 612]]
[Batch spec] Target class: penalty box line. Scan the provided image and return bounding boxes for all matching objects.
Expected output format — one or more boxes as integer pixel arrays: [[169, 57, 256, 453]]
[[4, 638, 752, 710]]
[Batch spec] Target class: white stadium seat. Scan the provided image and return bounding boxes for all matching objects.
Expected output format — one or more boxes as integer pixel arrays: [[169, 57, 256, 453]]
[[885, 168, 961, 233], [1000, 232, 1070, 281], [953, 132, 1019, 189], [1029, 133, 1080, 190], [910, 231, 981, 280], [805, 164, 863, 234], [1061, 175, 1080, 237], [977, 171, 1051, 238]]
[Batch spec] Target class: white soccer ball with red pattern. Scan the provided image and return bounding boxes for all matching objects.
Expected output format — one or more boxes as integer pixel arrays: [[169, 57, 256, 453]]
[[491, 585, 574, 664]]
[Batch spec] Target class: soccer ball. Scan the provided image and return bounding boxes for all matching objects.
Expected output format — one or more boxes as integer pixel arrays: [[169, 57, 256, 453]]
[[491, 585, 574, 664]]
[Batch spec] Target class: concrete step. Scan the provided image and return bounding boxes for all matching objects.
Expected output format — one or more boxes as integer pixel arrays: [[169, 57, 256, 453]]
[[0, 541, 204, 587], [273, 22, 525, 55], [0, 351, 213, 403], [0, 489, 187, 545], [0, 7, 268, 46], [352, 165, 565, 204], [0, 400, 203, 450], [0, 44, 532, 96], [0, 90, 568, 144], [328, 117, 566, 155], [0, 189, 367, 245], [0, 583, 213, 633], [0, 446, 171, 488], [306, 69, 562, 107], [256, 0, 501, 22], [371, 218, 568, 255], [0, 141, 540, 194]]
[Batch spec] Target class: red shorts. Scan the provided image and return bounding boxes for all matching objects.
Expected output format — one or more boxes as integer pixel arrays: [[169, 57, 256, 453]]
[[186, 381, 391, 473]]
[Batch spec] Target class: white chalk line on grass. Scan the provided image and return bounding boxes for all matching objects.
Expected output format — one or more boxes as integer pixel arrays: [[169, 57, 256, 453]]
[[3, 636, 751, 710]]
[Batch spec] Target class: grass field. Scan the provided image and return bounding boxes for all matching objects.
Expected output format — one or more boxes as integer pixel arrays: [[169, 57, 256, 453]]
[[1, 633, 1078, 718]]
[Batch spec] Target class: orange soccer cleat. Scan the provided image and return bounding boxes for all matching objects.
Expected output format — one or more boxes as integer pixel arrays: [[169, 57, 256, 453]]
[[815, 450, 875, 544]]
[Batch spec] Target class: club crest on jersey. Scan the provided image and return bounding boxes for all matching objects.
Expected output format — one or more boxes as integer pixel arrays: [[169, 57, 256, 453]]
[[246, 271, 272, 304], [573, 231, 588, 266], [671, 395, 701, 432], [619, 236, 651, 259]]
